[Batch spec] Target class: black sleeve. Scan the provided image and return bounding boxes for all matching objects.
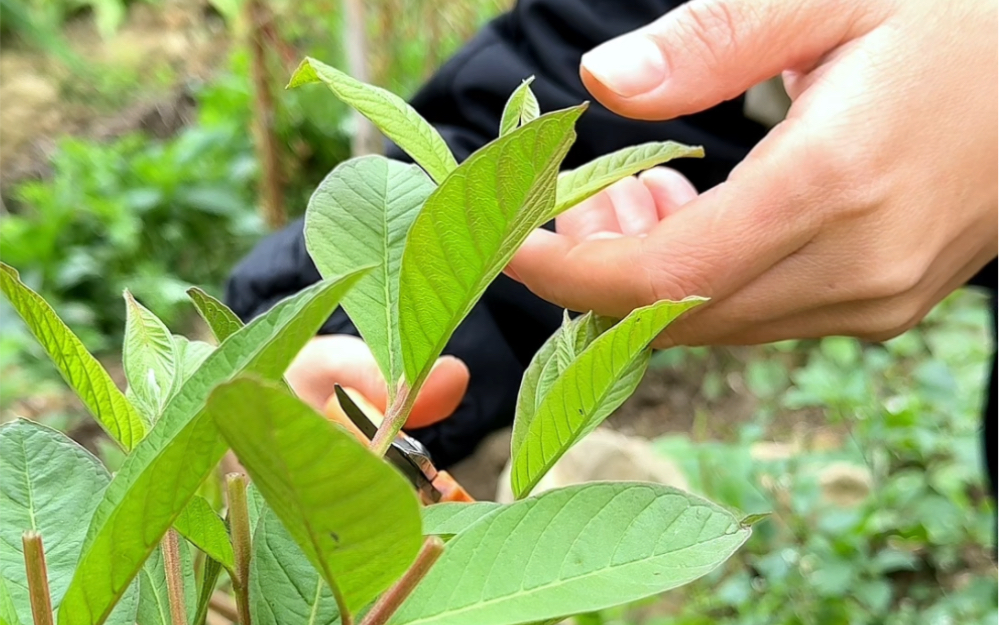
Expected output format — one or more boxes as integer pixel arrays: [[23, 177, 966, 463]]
[[225, 0, 769, 467]]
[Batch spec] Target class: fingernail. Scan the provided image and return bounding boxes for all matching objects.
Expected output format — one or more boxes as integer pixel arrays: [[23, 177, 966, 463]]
[[582, 35, 667, 98]]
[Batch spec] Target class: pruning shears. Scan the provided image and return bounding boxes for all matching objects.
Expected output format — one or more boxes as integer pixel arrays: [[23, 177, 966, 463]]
[[326, 385, 474, 505]]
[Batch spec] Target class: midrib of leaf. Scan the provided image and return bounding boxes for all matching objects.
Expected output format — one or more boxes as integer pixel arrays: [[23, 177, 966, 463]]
[[139, 565, 168, 624], [18, 437, 38, 532], [380, 168, 398, 390], [403, 111, 577, 388], [519, 342, 648, 493], [396, 529, 734, 625], [308, 578, 323, 625]]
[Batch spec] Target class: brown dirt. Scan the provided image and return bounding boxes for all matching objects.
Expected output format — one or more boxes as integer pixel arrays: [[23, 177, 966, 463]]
[[0, 0, 229, 194]]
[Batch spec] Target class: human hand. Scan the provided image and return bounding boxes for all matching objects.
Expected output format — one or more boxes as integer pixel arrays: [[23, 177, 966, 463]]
[[508, 0, 997, 346], [285, 334, 469, 429]]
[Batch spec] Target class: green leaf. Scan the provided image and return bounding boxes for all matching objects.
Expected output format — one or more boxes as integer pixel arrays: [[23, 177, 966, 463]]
[[0, 420, 107, 622], [289, 57, 457, 184], [210, 377, 422, 615], [192, 556, 223, 625], [499, 77, 540, 136], [58, 272, 366, 625], [0, 577, 20, 625], [0, 263, 146, 450], [510, 299, 705, 498], [137, 537, 197, 625], [392, 482, 749, 625], [250, 507, 341, 625], [422, 502, 502, 540], [173, 496, 234, 573], [305, 155, 435, 388], [186, 287, 244, 344], [399, 105, 585, 385], [123, 291, 177, 424], [552, 142, 704, 218], [0, 420, 139, 624], [172, 336, 214, 387]]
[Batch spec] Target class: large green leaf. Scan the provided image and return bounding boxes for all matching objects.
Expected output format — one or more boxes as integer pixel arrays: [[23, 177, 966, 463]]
[[250, 507, 341, 625], [305, 155, 435, 388], [136, 537, 196, 625], [498, 77, 540, 137], [392, 482, 749, 625], [58, 272, 366, 625], [552, 142, 703, 218], [0, 263, 146, 450], [123, 292, 177, 424], [510, 299, 705, 498], [398, 105, 585, 385], [186, 288, 244, 344], [173, 496, 234, 573], [422, 502, 501, 540], [289, 57, 457, 184], [209, 377, 422, 615], [0, 420, 137, 624]]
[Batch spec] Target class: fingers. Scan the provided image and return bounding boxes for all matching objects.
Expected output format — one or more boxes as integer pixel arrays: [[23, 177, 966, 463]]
[[286, 334, 470, 430], [555, 185, 621, 241], [639, 167, 698, 218], [511, 126, 820, 317], [406, 356, 470, 429], [604, 176, 659, 236], [579, 0, 880, 120]]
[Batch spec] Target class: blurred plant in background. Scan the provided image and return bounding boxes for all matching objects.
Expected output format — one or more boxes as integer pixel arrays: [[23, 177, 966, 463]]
[[0, 0, 509, 410], [580, 290, 996, 625]]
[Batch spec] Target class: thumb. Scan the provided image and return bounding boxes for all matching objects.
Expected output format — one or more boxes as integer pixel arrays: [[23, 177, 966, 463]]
[[580, 0, 878, 120]]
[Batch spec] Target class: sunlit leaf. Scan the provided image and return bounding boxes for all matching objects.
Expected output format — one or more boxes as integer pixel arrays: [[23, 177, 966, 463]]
[[552, 142, 703, 218], [172, 336, 214, 387], [393, 482, 748, 625], [173, 496, 234, 573], [0, 420, 137, 624], [289, 57, 457, 184], [186, 287, 244, 344], [306, 155, 435, 388], [59, 272, 366, 625], [136, 537, 196, 625], [250, 507, 341, 625], [399, 105, 585, 386], [123, 292, 177, 423], [0, 263, 146, 450], [498, 77, 539, 136], [210, 377, 422, 615], [511, 299, 705, 498]]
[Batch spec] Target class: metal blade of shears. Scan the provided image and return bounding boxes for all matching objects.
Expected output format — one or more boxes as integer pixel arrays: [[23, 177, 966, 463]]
[[333, 385, 442, 502]]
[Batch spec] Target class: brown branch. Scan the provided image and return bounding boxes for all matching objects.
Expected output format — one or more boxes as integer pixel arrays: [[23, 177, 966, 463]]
[[162, 529, 188, 625], [22, 532, 53, 625], [359, 537, 445, 625], [226, 473, 253, 625]]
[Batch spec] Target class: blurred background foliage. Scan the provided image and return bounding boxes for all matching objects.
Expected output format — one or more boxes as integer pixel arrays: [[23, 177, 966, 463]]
[[0, 1, 994, 623]]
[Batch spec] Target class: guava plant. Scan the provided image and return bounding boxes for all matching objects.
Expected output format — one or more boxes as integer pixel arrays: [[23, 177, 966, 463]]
[[0, 58, 758, 625]]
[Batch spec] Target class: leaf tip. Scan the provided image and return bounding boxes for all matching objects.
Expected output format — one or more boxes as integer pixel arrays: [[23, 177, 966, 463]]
[[740, 512, 770, 528], [287, 57, 320, 89]]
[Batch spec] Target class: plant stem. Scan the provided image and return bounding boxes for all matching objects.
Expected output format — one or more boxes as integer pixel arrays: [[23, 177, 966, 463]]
[[21, 531, 53, 625], [226, 473, 253, 625], [368, 384, 415, 457], [359, 537, 444, 625], [162, 529, 188, 625]]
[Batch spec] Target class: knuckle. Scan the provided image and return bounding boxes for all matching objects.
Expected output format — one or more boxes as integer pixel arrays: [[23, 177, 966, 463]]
[[854, 259, 926, 301], [856, 302, 922, 342]]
